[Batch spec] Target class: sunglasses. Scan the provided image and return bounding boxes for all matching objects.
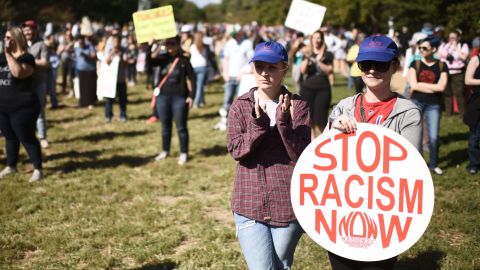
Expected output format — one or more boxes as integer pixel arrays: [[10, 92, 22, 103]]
[[357, 61, 392, 73], [419, 46, 432, 52]]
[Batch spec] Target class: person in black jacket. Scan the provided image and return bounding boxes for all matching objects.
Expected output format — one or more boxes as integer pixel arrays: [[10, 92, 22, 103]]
[[147, 35, 195, 165]]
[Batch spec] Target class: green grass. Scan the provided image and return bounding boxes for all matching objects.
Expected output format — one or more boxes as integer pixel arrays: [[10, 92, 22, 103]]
[[0, 74, 478, 269]]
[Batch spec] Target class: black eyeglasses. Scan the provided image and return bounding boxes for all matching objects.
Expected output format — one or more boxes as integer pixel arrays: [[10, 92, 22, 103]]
[[418, 46, 431, 52], [357, 61, 392, 73]]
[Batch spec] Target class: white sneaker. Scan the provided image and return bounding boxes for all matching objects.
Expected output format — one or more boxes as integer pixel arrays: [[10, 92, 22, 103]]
[[219, 108, 228, 117], [178, 153, 187, 165], [40, 139, 49, 148], [29, 169, 42, 182], [431, 167, 443, 175], [0, 166, 17, 178], [154, 151, 168, 161]]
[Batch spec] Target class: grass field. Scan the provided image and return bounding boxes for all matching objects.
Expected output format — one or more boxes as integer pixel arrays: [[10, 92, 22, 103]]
[[0, 74, 479, 269]]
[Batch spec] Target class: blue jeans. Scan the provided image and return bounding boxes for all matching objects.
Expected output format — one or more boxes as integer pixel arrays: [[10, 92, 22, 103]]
[[468, 122, 480, 170], [412, 100, 441, 168], [156, 95, 189, 153], [194, 66, 208, 106], [35, 81, 47, 139], [104, 82, 127, 119], [223, 78, 239, 112], [234, 213, 303, 270]]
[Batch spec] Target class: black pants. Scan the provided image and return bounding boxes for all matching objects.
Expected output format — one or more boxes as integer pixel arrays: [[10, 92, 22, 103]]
[[328, 252, 397, 270], [0, 105, 42, 169], [299, 85, 331, 131]]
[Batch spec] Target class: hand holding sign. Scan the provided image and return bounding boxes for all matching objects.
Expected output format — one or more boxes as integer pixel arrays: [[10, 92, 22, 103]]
[[291, 123, 434, 261]]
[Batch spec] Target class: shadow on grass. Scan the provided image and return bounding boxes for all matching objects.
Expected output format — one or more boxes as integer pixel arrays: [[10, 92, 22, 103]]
[[54, 155, 152, 173], [48, 113, 93, 124], [198, 144, 227, 157], [46, 150, 101, 162], [440, 148, 468, 168], [396, 249, 444, 270], [130, 259, 178, 270], [440, 131, 468, 145], [55, 130, 149, 143], [189, 111, 219, 120]]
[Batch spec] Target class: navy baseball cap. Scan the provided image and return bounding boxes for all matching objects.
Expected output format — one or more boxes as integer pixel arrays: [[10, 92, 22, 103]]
[[356, 35, 399, 62], [250, 41, 288, 63]]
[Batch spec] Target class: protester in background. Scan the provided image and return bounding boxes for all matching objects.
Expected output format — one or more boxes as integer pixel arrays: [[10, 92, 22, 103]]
[[189, 31, 218, 108], [329, 35, 422, 270], [408, 35, 448, 175], [438, 29, 469, 115], [300, 30, 334, 137], [45, 33, 59, 109], [180, 25, 193, 58], [126, 34, 138, 86], [464, 52, 480, 175], [74, 34, 97, 108], [22, 20, 49, 149], [0, 26, 43, 182], [214, 30, 254, 131], [147, 36, 195, 165], [104, 35, 128, 123], [227, 41, 310, 270], [346, 33, 366, 94], [57, 29, 75, 96], [288, 32, 305, 90]]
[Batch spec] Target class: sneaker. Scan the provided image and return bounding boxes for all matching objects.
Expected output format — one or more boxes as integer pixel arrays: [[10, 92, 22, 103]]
[[468, 168, 478, 175], [119, 116, 127, 123], [219, 108, 228, 117], [146, 116, 159, 124], [0, 166, 17, 178], [431, 167, 443, 175], [40, 139, 49, 149], [29, 169, 42, 182], [178, 153, 187, 165], [105, 117, 112, 123], [154, 151, 168, 161]]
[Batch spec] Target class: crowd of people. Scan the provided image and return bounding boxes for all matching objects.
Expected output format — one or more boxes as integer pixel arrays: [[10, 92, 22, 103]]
[[0, 17, 479, 269]]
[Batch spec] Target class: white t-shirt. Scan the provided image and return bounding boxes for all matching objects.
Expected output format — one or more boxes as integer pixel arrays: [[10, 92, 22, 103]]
[[255, 90, 280, 127], [223, 38, 254, 78], [189, 45, 207, 68]]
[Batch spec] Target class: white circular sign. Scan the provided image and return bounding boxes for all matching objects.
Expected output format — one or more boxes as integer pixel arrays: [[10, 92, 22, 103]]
[[291, 123, 434, 261]]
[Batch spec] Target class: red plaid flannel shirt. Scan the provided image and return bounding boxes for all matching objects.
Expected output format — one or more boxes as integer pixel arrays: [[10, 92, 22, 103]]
[[227, 87, 311, 226]]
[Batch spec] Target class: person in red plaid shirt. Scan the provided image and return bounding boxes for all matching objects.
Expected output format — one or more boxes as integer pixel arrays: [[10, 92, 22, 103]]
[[227, 41, 311, 270]]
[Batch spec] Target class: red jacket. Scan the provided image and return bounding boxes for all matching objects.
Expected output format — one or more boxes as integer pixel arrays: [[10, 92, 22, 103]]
[[227, 87, 311, 226]]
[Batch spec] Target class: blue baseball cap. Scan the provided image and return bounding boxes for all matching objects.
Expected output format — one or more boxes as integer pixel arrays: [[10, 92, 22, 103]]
[[356, 35, 399, 62], [250, 41, 288, 63]]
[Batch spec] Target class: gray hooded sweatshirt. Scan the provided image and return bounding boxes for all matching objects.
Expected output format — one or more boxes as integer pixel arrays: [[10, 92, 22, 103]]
[[328, 93, 422, 151]]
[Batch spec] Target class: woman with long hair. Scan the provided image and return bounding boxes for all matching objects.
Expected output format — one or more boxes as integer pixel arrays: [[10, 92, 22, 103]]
[[300, 30, 334, 137], [0, 26, 43, 181]]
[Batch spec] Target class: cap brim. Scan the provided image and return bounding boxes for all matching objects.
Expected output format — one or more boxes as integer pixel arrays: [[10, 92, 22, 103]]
[[356, 52, 395, 62], [249, 55, 284, 63]]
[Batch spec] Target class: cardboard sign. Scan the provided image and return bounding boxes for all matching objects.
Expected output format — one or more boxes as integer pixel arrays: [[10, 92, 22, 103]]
[[97, 56, 119, 99], [285, 0, 326, 35], [132, 5, 177, 43], [291, 123, 434, 261]]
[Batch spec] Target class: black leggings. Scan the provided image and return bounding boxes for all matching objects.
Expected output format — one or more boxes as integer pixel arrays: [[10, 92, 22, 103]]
[[300, 85, 331, 130], [328, 252, 397, 270], [0, 105, 42, 169]]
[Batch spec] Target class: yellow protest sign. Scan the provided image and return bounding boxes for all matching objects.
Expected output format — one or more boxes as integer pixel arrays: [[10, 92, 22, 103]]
[[132, 5, 177, 43]]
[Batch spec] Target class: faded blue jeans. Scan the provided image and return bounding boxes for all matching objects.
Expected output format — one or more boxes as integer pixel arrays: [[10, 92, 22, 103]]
[[412, 100, 441, 168], [193, 66, 208, 107], [156, 95, 189, 154], [234, 213, 303, 270], [223, 78, 239, 113], [35, 81, 47, 139]]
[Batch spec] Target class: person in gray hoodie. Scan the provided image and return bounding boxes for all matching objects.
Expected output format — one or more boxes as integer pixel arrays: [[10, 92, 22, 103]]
[[327, 35, 422, 269]]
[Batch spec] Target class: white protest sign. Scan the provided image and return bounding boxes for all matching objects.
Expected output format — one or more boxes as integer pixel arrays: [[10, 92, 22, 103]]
[[97, 56, 119, 99], [291, 123, 434, 261], [285, 0, 326, 35]]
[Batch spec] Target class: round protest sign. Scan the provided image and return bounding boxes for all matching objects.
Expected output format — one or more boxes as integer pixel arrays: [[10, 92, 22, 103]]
[[291, 123, 434, 261]]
